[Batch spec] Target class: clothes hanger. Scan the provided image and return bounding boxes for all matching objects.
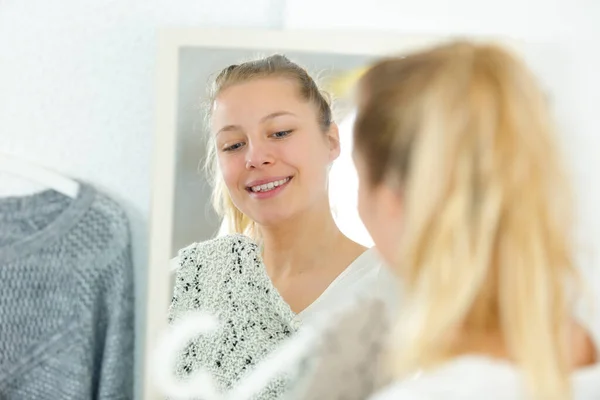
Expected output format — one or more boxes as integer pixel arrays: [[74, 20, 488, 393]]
[[0, 152, 80, 199]]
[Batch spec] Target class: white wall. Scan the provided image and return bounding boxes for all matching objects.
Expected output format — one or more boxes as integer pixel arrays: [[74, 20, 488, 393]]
[[285, 0, 577, 38], [285, 0, 600, 268], [1, 0, 598, 398], [0, 1, 283, 398]]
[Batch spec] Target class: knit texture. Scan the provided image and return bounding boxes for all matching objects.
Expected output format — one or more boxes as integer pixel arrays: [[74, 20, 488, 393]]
[[0, 183, 135, 399], [169, 234, 299, 399]]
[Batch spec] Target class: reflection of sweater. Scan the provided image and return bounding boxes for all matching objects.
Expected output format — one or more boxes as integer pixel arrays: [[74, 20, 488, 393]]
[[169, 234, 397, 399], [170, 235, 297, 399], [0, 184, 135, 399]]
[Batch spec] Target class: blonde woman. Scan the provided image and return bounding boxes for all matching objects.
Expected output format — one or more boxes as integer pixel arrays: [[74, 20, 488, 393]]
[[168, 55, 397, 398], [342, 42, 599, 399]]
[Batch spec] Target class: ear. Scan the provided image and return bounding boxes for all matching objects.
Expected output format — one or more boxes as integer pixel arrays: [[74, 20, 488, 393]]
[[326, 122, 341, 162]]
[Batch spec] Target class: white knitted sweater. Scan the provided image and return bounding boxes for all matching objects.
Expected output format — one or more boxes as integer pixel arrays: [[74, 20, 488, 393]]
[[168, 234, 397, 399], [169, 234, 301, 398]]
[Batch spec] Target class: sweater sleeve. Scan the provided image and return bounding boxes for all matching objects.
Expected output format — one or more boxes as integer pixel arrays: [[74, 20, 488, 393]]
[[168, 244, 199, 324], [95, 242, 136, 400], [166, 235, 299, 398]]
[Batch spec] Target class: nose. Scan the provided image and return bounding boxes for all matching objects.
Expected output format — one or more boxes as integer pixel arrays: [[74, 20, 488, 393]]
[[245, 141, 274, 169]]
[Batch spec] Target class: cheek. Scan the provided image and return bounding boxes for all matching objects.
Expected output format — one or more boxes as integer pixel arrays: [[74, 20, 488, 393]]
[[287, 136, 330, 177], [218, 154, 244, 190]]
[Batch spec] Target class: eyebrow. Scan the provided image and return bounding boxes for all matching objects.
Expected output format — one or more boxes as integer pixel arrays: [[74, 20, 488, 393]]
[[260, 111, 297, 122], [215, 111, 297, 136]]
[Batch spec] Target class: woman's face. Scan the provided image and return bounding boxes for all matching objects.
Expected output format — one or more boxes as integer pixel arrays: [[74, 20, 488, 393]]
[[353, 149, 405, 268], [212, 77, 340, 228]]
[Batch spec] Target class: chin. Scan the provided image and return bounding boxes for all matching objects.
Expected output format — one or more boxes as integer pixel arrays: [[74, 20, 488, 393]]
[[251, 211, 294, 228]]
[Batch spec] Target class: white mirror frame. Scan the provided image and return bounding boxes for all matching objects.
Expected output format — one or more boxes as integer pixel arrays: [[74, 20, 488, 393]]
[[145, 27, 522, 400]]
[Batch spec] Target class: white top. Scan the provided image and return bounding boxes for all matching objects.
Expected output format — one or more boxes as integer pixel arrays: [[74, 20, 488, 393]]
[[369, 266, 600, 400], [293, 247, 397, 327], [166, 234, 399, 399], [170, 246, 398, 328]]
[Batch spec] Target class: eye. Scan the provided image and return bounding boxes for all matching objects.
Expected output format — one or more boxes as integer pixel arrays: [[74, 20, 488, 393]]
[[271, 130, 293, 139], [223, 142, 245, 152]]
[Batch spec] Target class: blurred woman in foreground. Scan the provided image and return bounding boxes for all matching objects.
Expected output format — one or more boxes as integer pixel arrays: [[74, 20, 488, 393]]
[[352, 41, 600, 399]]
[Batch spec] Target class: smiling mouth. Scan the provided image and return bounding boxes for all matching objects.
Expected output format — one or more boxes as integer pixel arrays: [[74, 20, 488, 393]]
[[246, 177, 292, 193]]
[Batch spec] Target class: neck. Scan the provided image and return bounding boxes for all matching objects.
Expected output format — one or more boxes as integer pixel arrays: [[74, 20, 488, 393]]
[[259, 198, 343, 277]]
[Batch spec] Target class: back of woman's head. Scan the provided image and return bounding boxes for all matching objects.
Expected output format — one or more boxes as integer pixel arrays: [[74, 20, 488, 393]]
[[354, 41, 578, 399], [204, 54, 332, 237]]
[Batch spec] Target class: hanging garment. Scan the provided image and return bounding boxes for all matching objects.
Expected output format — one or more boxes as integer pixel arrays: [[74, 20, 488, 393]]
[[0, 182, 135, 400]]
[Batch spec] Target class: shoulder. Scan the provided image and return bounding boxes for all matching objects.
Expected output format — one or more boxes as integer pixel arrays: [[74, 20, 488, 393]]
[[317, 246, 399, 321], [85, 185, 131, 246], [368, 359, 521, 400], [169, 234, 266, 320], [349, 247, 400, 315], [368, 382, 419, 400], [172, 233, 260, 272], [351, 247, 389, 274], [368, 380, 430, 400], [574, 264, 600, 344], [170, 233, 261, 297], [72, 184, 132, 272]]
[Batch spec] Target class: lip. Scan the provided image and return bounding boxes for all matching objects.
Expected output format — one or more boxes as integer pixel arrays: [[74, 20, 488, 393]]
[[245, 176, 293, 200], [245, 176, 292, 188]]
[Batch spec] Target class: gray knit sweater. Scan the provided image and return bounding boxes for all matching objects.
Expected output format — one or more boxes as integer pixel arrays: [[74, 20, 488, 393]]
[[0, 183, 135, 399]]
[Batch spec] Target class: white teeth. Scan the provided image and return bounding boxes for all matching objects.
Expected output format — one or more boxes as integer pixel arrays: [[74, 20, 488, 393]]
[[250, 177, 289, 193]]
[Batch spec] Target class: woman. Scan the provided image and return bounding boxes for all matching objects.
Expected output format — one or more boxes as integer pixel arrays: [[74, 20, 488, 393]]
[[168, 54, 397, 397], [348, 42, 599, 399]]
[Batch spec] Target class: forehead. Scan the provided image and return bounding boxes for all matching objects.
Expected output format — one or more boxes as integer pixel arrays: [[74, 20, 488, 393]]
[[211, 77, 313, 126]]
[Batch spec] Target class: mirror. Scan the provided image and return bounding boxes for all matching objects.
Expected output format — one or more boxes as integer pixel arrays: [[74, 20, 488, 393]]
[[145, 28, 523, 400]]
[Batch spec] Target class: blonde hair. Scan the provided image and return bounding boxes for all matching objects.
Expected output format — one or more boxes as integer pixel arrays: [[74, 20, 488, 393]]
[[354, 41, 579, 399], [203, 54, 333, 238]]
